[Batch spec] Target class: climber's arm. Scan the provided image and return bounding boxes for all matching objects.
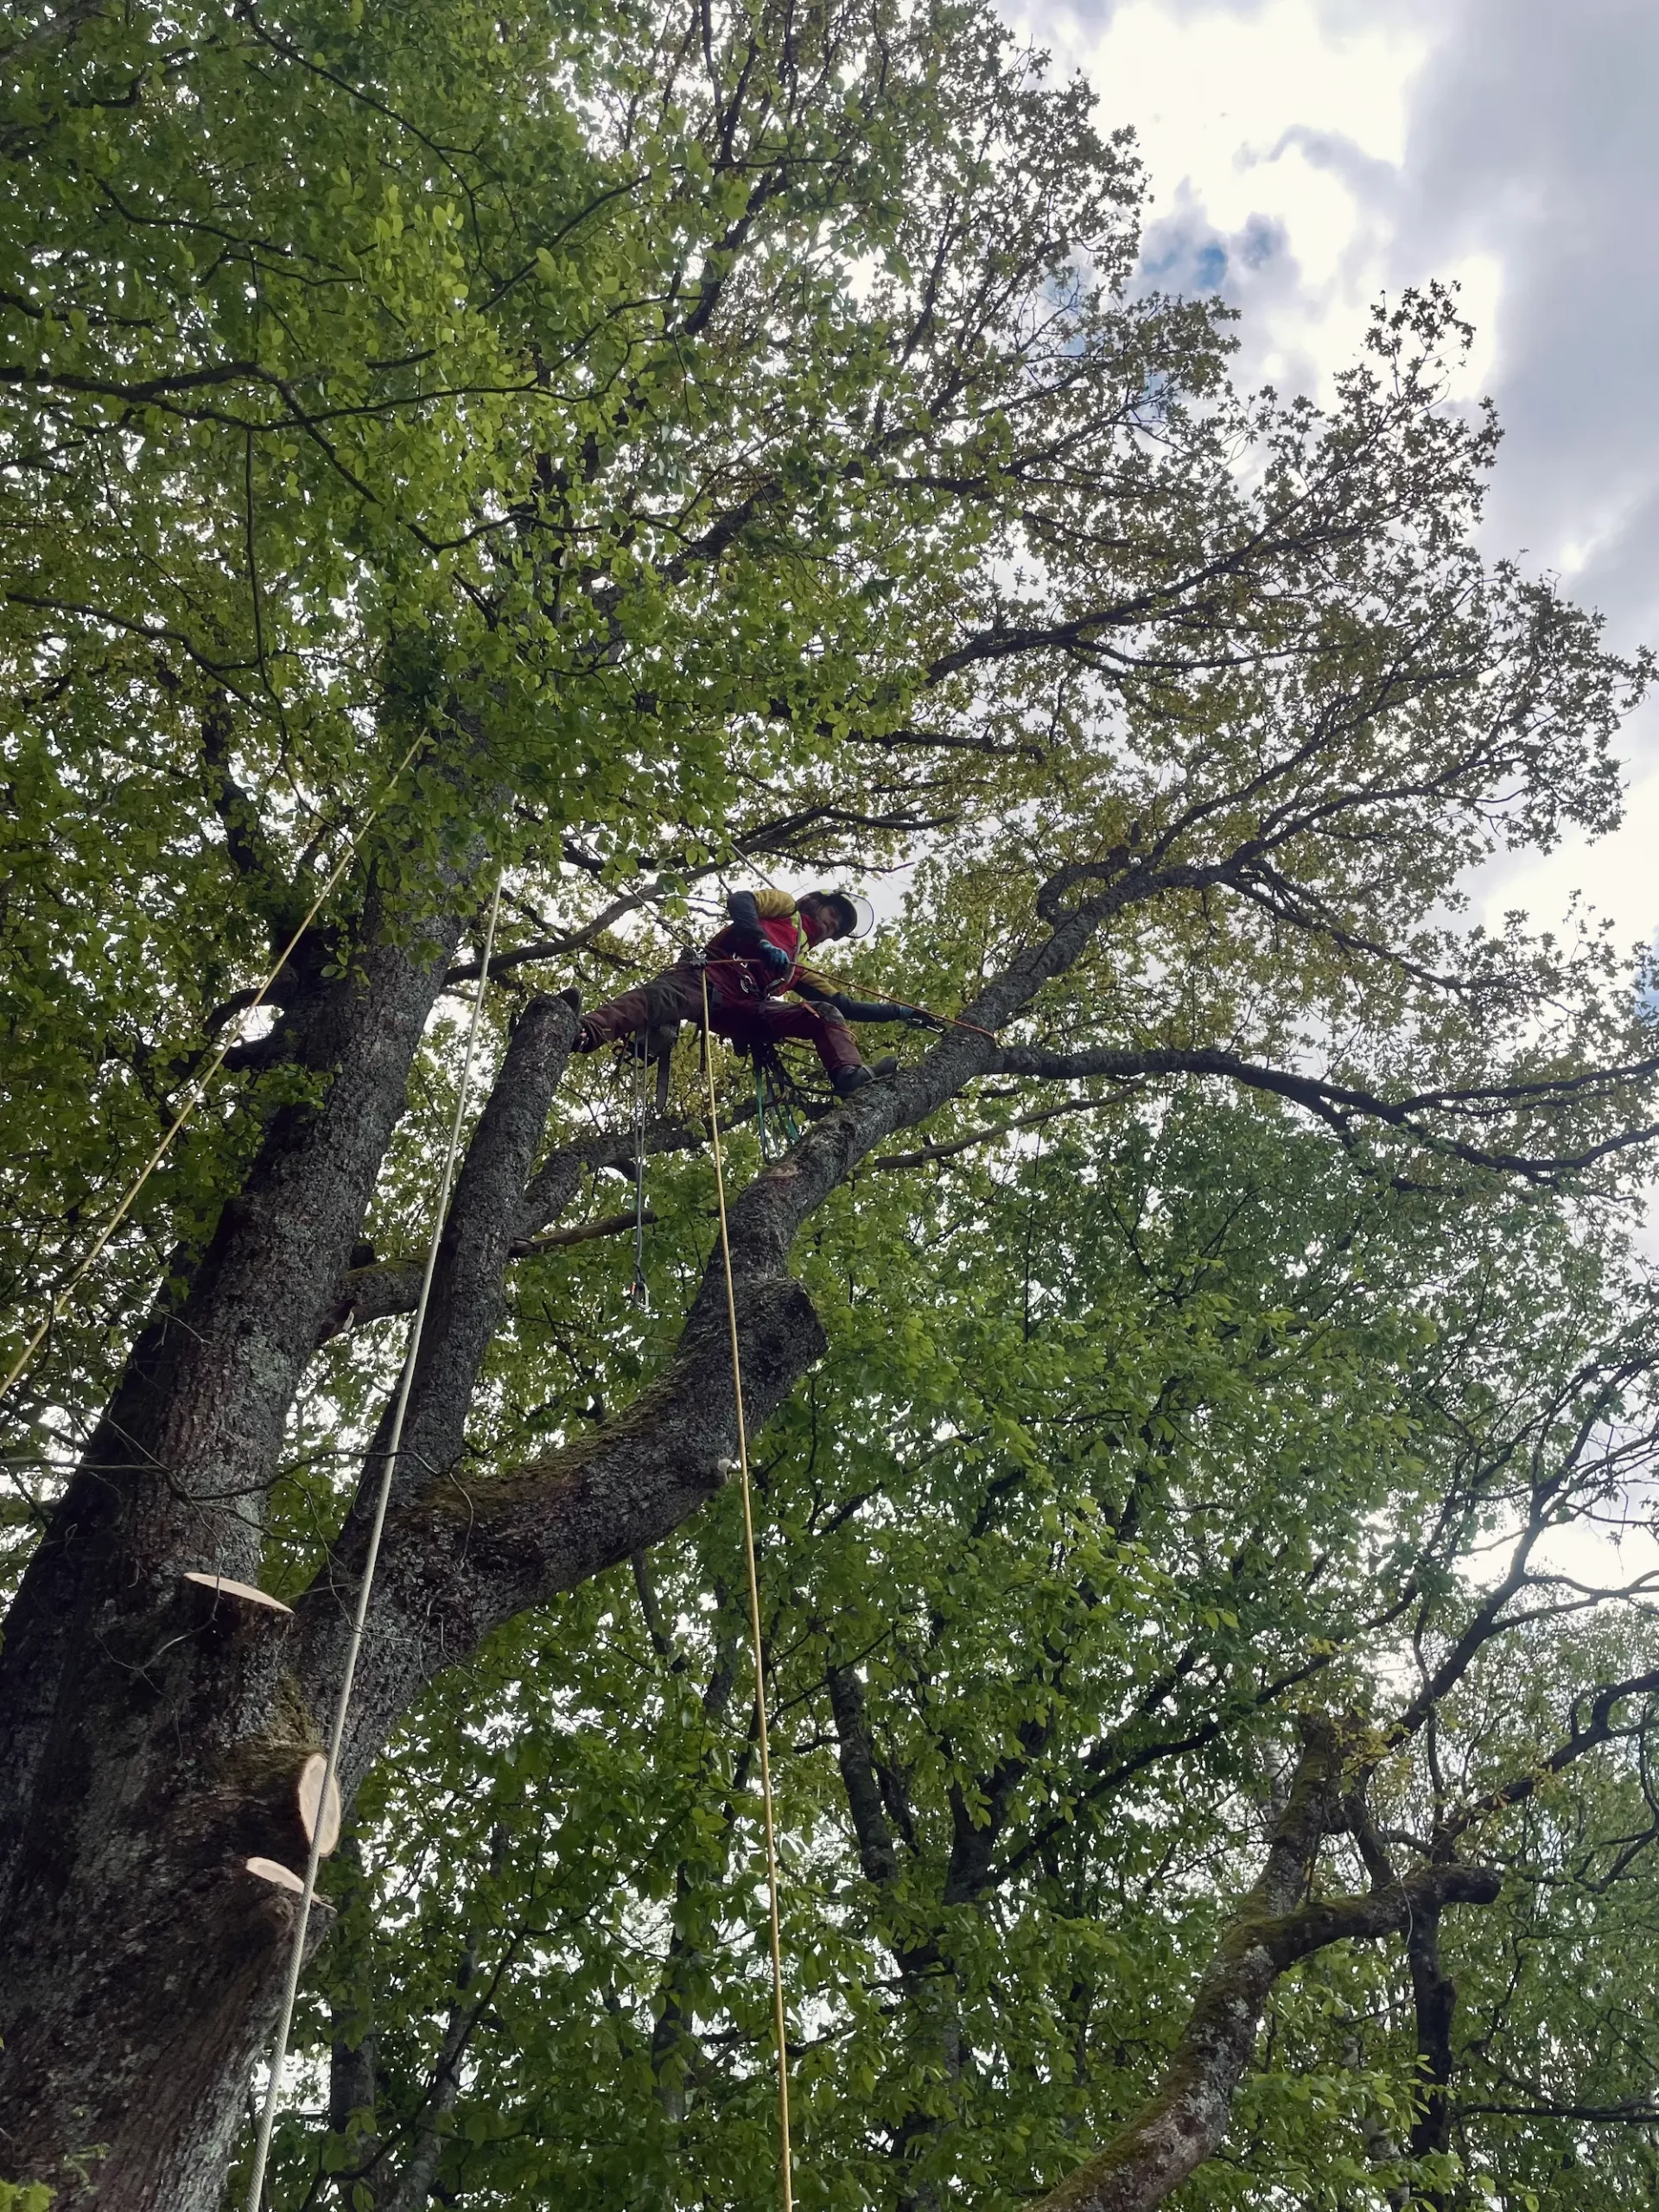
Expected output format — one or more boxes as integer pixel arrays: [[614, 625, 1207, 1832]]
[[794, 976, 942, 1027], [725, 888, 793, 975]]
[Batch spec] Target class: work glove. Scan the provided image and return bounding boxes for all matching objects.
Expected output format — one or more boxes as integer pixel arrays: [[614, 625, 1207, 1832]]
[[759, 941, 791, 976], [896, 1004, 945, 1030]]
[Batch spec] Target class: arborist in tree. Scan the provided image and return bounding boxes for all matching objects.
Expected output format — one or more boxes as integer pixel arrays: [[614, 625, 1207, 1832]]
[[571, 887, 942, 1094]]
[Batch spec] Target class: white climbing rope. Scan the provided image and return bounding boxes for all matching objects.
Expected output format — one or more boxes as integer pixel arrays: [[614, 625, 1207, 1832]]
[[628, 1027, 651, 1310], [243, 871, 505, 2212]]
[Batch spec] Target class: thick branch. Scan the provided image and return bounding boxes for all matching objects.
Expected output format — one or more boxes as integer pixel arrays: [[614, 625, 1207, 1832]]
[[649, 1611, 745, 2123], [296, 861, 1220, 1782], [316, 1131, 701, 1345], [827, 1665, 901, 1887], [1405, 1902, 1456, 2180], [301, 1273, 829, 1783], [0, 875, 468, 1922], [194, 691, 303, 942], [1027, 1721, 1498, 2212], [990, 1044, 1659, 1185], [339, 994, 577, 1536]]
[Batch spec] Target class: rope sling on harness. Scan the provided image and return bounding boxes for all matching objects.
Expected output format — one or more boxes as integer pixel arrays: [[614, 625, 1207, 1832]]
[[242, 873, 505, 2212], [754, 1046, 804, 1161], [756, 1065, 774, 1160], [699, 962, 796, 2212]]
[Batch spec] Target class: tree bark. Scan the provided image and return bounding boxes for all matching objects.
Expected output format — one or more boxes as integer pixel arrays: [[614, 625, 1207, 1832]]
[[0, 848, 1379, 2207], [0, 888, 466, 2209], [1024, 1721, 1501, 2212]]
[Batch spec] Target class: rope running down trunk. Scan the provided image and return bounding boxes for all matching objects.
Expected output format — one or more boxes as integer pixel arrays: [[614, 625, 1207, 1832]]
[[698, 961, 796, 2212], [242, 871, 505, 2212]]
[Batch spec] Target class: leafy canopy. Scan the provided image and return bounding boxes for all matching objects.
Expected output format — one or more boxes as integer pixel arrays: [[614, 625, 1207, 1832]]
[[4, 3, 1659, 2210]]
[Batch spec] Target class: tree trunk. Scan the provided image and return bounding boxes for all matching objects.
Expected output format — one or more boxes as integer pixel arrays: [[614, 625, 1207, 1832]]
[[1405, 1901, 1458, 2206], [0, 894, 466, 2210], [1024, 1722, 1500, 2212], [645, 1585, 744, 2136], [827, 1662, 968, 2212], [0, 853, 1162, 2206]]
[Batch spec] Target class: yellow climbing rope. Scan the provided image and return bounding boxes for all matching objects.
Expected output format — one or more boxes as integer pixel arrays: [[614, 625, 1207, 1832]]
[[7, 768, 797, 2205], [0, 731, 428, 1410], [699, 963, 796, 2212]]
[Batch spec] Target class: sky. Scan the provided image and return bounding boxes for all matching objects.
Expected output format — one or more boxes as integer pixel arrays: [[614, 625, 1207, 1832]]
[[1002, 0, 1659, 961], [985, 1, 1659, 1575]]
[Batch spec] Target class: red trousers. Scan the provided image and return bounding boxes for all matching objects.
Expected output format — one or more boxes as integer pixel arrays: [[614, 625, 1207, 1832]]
[[579, 963, 863, 1079]]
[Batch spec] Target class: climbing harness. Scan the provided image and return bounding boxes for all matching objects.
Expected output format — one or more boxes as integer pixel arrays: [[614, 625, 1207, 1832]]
[[243, 873, 505, 2212], [703, 933, 996, 1046], [0, 731, 429, 1411], [705, 833, 984, 1034], [699, 963, 795, 2212]]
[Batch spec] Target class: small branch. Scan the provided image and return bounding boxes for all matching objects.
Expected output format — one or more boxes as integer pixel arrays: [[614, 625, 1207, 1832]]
[[444, 880, 672, 984], [1455, 2100, 1659, 2124], [1439, 1667, 1659, 1843], [518, 1115, 707, 1242], [513, 1211, 656, 1255], [0, 0, 103, 64], [378, 1826, 512, 2212], [869, 1094, 1131, 1172]]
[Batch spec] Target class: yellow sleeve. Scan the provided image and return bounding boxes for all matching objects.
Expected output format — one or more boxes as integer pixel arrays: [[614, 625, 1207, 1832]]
[[753, 888, 798, 919]]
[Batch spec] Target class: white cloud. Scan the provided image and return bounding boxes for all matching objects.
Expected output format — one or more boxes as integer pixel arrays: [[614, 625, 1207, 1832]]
[[1009, 0, 1433, 391], [1006, 0, 1659, 951]]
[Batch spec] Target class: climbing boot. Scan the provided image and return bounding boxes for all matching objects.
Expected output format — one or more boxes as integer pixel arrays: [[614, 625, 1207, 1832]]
[[557, 988, 599, 1053], [831, 1065, 874, 1096], [831, 1055, 899, 1097]]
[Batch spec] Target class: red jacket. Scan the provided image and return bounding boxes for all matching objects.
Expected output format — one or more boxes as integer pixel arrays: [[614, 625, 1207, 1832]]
[[704, 912, 808, 1001], [703, 890, 825, 1002]]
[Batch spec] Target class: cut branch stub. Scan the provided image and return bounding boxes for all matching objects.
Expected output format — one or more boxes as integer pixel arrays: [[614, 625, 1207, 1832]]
[[296, 1753, 342, 1856], [181, 1571, 294, 1617], [243, 1855, 304, 1894]]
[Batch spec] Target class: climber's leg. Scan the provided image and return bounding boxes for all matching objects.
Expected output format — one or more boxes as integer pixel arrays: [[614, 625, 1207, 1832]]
[[574, 983, 652, 1051], [575, 969, 705, 1052], [745, 1000, 874, 1091]]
